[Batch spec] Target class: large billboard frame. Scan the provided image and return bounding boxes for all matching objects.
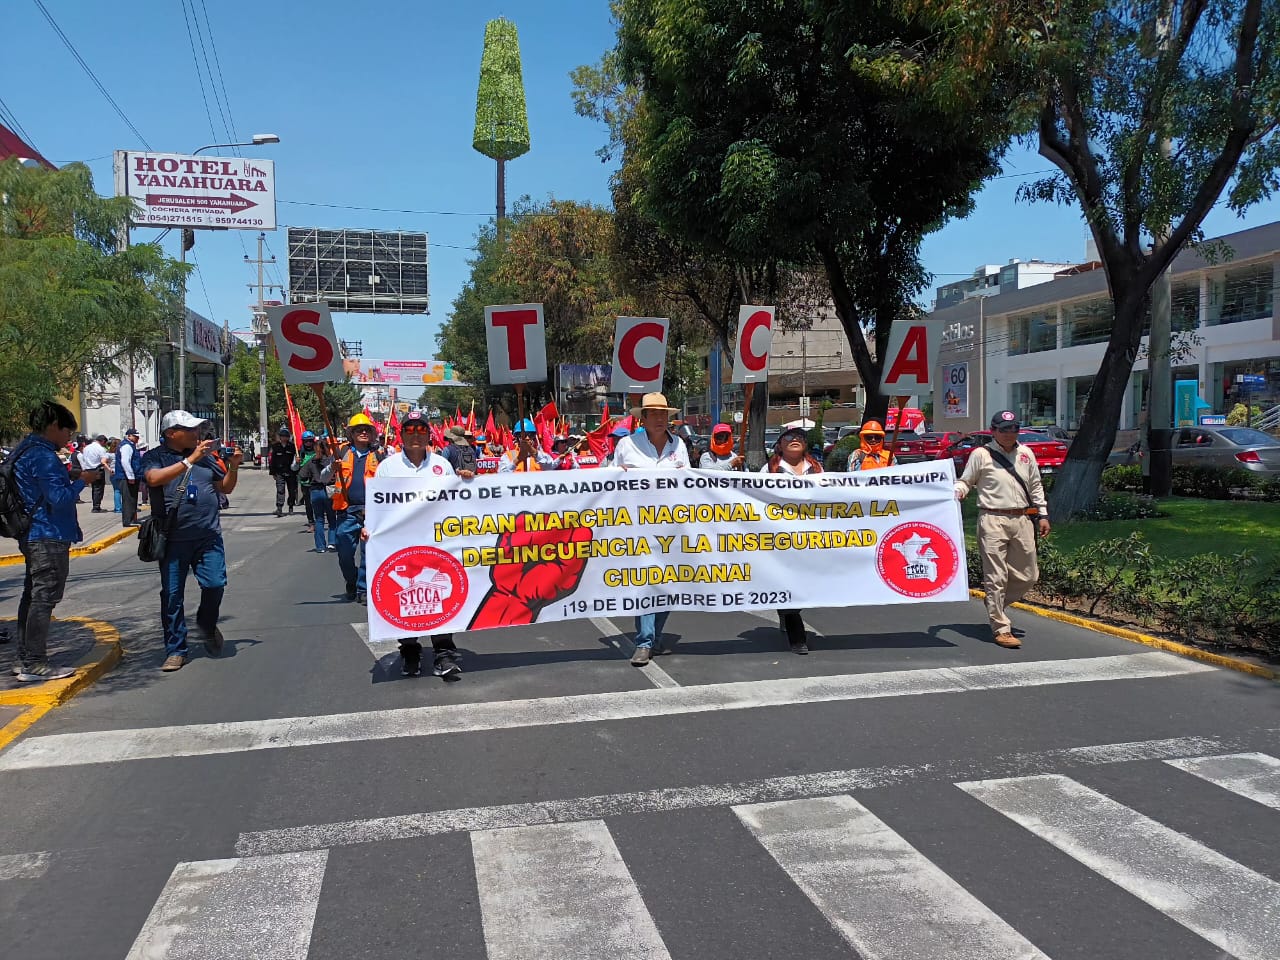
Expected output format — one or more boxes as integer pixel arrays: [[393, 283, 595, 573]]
[[288, 227, 429, 315]]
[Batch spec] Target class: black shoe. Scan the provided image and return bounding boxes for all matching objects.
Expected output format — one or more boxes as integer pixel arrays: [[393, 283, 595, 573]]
[[275, 508, 283, 517], [356, 591, 367, 606], [202, 625, 224, 656], [288, 505, 295, 515], [91, 507, 104, 513], [401, 645, 422, 677], [790, 639, 809, 655], [345, 581, 357, 601], [433, 652, 462, 681]]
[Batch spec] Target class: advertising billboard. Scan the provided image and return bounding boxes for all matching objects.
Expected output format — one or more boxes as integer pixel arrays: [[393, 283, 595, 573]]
[[940, 362, 969, 419], [115, 151, 276, 230], [289, 228, 429, 314], [342, 359, 464, 387]]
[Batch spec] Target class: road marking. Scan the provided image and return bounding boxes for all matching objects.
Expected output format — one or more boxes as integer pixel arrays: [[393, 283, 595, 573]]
[[125, 850, 327, 960], [472, 820, 671, 960], [1165, 752, 1280, 810], [590, 617, 679, 688], [0, 851, 50, 880], [745, 609, 825, 637], [349, 621, 399, 660], [958, 774, 1280, 960], [0, 652, 1213, 771], [235, 735, 1238, 857], [734, 795, 1048, 960]]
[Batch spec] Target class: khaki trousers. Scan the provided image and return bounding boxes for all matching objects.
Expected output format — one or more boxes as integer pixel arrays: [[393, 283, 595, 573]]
[[978, 513, 1038, 636]]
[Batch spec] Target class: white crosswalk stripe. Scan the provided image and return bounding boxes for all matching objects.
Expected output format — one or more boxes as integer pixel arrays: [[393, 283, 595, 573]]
[[472, 820, 672, 960], [1165, 751, 1280, 810], [110, 751, 1280, 959], [958, 773, 1280, 960], [734, 794, 1048, 959], [125, 850, 328, 960]]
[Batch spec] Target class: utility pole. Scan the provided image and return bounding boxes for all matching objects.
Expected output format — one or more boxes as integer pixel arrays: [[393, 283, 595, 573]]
[[1145, 1, 1175, 496], [245, 232, 281, 455]]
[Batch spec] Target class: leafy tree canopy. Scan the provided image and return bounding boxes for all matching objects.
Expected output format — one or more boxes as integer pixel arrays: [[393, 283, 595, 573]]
[[0, 159, 186, 435]]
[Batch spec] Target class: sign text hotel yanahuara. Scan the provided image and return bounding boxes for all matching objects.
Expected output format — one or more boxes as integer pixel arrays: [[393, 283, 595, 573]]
[[115, 151, 276, 231]]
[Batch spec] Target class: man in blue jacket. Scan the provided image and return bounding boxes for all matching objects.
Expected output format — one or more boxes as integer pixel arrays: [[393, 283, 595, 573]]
[[11, 401, 102, 682]]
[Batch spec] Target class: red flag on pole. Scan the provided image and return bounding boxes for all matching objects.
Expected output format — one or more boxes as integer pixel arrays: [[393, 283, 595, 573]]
[[483, 409, 496, 439], [283, 384, 305, 448], [537, 400, 558, 423], [387, 407, 401, 449]]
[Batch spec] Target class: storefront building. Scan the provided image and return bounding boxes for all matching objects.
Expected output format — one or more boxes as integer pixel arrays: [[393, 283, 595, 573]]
[[931, 221, 1280, 434]]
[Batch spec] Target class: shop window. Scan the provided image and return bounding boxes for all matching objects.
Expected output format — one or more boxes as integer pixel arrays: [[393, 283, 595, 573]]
[[1011, 379, 1056, 426], [1063, 299, 1112, 347], [1208, 262, 1274, 325], [1007, 315, 1029, 356]]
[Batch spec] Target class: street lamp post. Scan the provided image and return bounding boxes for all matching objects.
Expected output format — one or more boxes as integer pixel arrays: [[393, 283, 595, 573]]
[[178, 135, 280, 414]]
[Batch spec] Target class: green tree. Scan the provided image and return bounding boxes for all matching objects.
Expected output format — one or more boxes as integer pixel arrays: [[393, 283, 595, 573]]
[[932, 0, 1280, 517], [0, 159, 186, 434], [224, 347, 361, 438], [612, 0, 1016, 430]]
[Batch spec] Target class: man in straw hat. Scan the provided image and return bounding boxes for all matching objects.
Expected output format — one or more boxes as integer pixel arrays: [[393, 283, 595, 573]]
[[613, 392, 690, 666]]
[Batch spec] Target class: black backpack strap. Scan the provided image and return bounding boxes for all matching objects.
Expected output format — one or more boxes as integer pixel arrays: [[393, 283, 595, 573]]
[[985, 444, 1036, 512]]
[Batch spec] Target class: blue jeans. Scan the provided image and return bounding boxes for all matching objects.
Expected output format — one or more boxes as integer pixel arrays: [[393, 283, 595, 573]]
[[158, 535, 227, 657], [334, 510, 366, 594], [633, 611, 670, 650], [310, 488, 336, 552], [112, 478, 123, 512]]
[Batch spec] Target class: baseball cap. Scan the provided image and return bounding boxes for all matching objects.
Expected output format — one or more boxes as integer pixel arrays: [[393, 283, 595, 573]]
[[711, 423, 733, 435], [990, 410, 1020, 430], [159, 410, 207, 433], [400, 411, 430, 431], [124, 427, 140, 438]]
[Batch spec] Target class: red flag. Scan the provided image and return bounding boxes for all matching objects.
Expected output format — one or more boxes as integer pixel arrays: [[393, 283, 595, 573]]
[[431, 423, 446, 448], [483, 409, 496, 439], [387, 407, 401, 448], [454, 405, 462, 425], [537, 400, 559, 423], [601, 401, 609, 423], [283, 385, 305, 448]]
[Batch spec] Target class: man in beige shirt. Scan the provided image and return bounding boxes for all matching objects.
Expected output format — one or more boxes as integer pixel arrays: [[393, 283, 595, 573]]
[[954, 410, 1051, 648]]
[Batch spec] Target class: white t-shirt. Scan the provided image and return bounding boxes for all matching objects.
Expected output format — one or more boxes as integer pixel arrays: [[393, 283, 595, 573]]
[[375, 450, 457, 479], [761, 458, 816, 476], [613, 430, 690, 469], [80, 440, 107, 470], [497, 448, 558, 473]]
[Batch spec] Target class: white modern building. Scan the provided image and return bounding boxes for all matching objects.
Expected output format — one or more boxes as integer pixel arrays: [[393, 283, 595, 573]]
[[934, 258, 1081, 310], [931, 222, 1279, 435]]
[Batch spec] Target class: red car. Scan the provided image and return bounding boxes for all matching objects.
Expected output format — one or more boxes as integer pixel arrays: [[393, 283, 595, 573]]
[[944, 430, 1070, 474], [892, 431, 967, 463]]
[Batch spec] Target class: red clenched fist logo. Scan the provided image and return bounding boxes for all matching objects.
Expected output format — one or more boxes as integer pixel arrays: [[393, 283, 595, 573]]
[[876, 521, 960, 599], [469, 513, 594, 629]]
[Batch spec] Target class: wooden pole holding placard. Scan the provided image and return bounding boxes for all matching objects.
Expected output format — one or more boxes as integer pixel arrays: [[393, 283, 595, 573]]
[[736, 382, 756, 459], [308, 382, 339, 454], [514, 383, 529, 471]]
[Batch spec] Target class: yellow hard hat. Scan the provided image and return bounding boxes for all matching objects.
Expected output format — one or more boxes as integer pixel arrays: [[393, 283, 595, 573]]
[[347, 413, 375, 430]]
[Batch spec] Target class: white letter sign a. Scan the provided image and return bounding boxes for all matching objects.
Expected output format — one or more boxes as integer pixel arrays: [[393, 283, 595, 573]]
[[265, 303, 345, 384], [610, 317, 669, 393], [485, 304, 547, 384], [879, 317, 943, 395]]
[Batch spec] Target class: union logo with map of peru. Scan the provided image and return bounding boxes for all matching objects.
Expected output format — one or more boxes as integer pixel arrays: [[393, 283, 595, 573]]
[[875, 521, 960, 599]]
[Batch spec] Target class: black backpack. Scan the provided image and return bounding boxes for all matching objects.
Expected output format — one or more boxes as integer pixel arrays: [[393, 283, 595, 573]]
[[0, 443, 42, 541]]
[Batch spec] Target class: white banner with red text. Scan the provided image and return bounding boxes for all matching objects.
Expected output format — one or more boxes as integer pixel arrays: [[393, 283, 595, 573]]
[[364, 461, 967, 640]]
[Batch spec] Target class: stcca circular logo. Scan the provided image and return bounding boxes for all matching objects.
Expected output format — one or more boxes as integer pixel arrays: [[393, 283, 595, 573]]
[[371, 546, 468, 632], [876, 521, 960, 599]]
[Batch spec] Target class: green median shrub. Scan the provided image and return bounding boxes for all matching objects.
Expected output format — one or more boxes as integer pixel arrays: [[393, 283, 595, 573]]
[[1102, 461, 1280, 502]]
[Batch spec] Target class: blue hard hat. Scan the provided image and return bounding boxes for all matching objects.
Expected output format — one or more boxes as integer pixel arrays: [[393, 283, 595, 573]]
[[513, 418, 537, 435], [301, 430, 316, 440], [610, 426, 631, 438]]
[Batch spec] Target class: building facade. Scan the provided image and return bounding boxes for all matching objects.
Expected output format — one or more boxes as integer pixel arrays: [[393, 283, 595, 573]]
[[931, 222, 1280, 436]]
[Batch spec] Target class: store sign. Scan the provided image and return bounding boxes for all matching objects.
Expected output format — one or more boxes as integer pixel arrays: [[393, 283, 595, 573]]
[[184, 309, 224, 365], [115, 151, 276, 230], [940, 362, 969, 419]]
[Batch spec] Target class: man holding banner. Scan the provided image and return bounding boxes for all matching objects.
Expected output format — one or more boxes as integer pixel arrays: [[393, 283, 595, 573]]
[[613, 392, 690, 666], [328, 413, 384, 604]]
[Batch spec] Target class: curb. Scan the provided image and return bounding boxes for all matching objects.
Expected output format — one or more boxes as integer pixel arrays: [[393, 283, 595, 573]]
[[968, 588, 1280, 682], [0, 526, 137, 567], [0, 617, 123, 752]]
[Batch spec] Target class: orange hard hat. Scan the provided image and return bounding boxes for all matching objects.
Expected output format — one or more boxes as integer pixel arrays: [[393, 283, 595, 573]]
[[860, 420, 885, 436]]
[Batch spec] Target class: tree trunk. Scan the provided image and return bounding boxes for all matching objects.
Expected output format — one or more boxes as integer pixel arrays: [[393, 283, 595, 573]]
[[1048, 300, 1144, 519], [746, 378, 769, 470]]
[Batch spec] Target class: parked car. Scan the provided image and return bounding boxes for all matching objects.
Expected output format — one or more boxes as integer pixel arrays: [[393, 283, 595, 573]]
[[944, 431, 1070, 474], [1115, 426, 1280, 475], [892, 430, 968, 464]]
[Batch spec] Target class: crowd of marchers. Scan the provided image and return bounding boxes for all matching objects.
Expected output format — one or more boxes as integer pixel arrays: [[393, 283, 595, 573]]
[[2, 396, 1047, 683]]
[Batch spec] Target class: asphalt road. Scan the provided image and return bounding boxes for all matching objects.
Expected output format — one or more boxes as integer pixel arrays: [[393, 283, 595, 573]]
[[1, 470, 1278, 960]]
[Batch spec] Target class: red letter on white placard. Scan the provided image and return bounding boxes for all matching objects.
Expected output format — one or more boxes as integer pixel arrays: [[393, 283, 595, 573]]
[[610, 317, 669, 393], [265, 303, 345, 384], [879, 318, 942, 395], [485, 304, 547, 384], [731, 306, 775, 383]]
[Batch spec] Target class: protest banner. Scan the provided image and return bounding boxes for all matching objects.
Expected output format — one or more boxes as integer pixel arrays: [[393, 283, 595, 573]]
[[364, 461, 967, 641]]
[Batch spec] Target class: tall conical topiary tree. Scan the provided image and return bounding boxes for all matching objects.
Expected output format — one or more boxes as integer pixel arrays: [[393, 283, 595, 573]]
[[473, 17, 531, 226]]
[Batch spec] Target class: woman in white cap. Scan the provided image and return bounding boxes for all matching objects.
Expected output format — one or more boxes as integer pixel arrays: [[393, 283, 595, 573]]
[[762, 426, 821, 654], [613, 392, 690, 665]]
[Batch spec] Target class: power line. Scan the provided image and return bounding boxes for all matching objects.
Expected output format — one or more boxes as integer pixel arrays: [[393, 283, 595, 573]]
[[0, 95, 37, 148], [32, 0, 152, 149], [279, 199, 490, 217], [178, 0, 220, 148], [187, 0, 235, 146], [197, 0, 240, 147]]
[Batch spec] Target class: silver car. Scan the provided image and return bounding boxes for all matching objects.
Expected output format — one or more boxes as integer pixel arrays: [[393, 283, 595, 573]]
[[1170, 426, 1280, 474]]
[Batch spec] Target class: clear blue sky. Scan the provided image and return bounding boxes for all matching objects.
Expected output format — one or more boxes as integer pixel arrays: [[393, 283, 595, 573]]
[[5, 0, 1278, 362]]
